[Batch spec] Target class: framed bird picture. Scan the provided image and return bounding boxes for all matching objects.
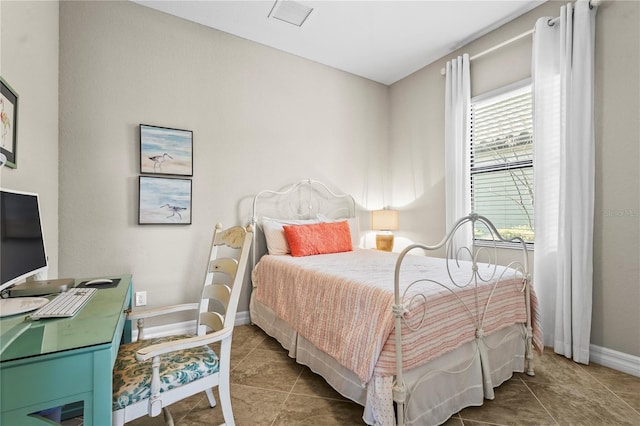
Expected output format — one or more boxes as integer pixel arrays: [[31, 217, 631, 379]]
[[140, 124, 193, 176], [138, 176, 192, 225], [1, 77, 18, 169]]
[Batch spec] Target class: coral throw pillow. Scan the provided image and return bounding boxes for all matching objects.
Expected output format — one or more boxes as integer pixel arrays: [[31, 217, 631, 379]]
[[283, 221, 353, 257]]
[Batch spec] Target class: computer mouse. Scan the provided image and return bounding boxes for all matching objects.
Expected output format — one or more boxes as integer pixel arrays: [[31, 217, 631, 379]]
[[85, 278, 113, 286]]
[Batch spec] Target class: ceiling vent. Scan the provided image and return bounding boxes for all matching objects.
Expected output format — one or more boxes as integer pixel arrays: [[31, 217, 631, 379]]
[[268, 0, 313, 27]]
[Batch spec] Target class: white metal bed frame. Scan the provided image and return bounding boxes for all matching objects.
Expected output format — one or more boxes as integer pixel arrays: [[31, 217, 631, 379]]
[[391, 213, 535, 426], [249, 179, 536, 426]]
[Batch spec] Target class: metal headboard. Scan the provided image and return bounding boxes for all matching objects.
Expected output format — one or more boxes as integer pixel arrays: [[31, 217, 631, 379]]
[[249, 179, 356, 269]]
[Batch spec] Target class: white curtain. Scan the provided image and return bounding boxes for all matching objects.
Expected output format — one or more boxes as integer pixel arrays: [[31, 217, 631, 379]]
[[444, 54, 471, 254], [532, 0, 597, 363]]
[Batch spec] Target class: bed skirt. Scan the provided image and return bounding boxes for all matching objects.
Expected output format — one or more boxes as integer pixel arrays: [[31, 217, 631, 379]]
[[250, 295, 527, 426]]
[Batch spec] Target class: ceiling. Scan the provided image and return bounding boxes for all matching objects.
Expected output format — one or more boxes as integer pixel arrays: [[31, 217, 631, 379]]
[[133, 0, 545, 85]]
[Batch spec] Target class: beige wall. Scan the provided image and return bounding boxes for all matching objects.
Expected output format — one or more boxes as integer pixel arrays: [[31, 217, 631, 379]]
[[0, 1, 59, 279], [591, 0, 640, 358], [58, 1, 389, 321], [389, 0, 640, 357]]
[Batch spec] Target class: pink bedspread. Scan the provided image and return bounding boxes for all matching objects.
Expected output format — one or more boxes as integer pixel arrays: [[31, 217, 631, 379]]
[[252, 249, 542, 384]]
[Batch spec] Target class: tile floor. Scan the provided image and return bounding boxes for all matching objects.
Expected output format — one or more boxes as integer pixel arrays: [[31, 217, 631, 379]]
[[119, 324, 639, 425]]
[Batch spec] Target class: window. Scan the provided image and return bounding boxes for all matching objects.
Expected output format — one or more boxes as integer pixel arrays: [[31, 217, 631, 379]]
[[470, 81, 534, 245]]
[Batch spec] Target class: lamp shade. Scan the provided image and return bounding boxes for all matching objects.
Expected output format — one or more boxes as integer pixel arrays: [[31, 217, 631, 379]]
[[371, 209, 399, 231]]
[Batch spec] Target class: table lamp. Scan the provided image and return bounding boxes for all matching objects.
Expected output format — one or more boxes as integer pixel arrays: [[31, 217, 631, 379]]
[[371, 209, 399, 251]]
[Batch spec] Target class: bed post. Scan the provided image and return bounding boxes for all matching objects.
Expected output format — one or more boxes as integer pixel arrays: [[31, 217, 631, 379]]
[[524, 274, 535, 376], [393, 247, 415, 426], [250, 214, 258, 275], [393, 299, 406, 426]]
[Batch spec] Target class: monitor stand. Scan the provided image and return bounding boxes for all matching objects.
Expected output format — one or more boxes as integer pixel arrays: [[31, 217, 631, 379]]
[[8, 278, 74, 297], [0, 297, 49, 318]]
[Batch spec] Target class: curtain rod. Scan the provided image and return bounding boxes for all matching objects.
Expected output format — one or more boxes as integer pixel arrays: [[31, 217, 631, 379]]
[[471, 29, 532, 61], [440, 0, 601, 76], [439, 29, 532, 75]]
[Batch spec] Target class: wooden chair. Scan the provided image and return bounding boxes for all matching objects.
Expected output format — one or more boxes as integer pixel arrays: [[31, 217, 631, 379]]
[[112, 223, 253, 426]]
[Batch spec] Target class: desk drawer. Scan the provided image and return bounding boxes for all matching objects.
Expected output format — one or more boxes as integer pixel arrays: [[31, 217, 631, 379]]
[[1, 350, 95, 411]]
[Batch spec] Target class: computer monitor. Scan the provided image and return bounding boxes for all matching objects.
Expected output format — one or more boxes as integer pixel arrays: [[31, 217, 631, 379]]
[[1, 189, 49, 316]]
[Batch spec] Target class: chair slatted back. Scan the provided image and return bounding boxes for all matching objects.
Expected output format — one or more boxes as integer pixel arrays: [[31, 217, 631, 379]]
[[197, 223, 253, 336]]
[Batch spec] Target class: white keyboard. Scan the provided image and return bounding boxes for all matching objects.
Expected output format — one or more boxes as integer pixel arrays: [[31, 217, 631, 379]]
[[30, 287, 97, 319]]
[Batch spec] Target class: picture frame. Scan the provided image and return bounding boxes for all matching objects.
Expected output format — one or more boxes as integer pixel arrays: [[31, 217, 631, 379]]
[[1, 77, 18, 169], [138, 176, 192, 225], [140, 124, 193, 176]]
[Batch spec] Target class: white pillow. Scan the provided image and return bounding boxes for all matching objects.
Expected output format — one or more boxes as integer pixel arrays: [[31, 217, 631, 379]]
[[262, 217, 319, 255], [346, 216, 361, 248]]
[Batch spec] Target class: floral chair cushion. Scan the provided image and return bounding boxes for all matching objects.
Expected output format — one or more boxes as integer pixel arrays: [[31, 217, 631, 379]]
[[113, 335, 220, 411]]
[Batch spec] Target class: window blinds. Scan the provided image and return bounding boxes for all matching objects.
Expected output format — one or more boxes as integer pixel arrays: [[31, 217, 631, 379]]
[[470, 87, 534, 243]]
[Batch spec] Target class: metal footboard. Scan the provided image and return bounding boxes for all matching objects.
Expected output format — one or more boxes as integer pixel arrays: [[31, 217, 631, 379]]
[[392, 213, 534, 426]]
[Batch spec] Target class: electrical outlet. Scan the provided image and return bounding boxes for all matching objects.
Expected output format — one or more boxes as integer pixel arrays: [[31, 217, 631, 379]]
[[135, 291, 147, 307]]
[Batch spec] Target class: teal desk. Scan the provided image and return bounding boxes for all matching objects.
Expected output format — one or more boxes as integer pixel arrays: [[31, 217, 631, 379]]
[[0, 275, 132, 426]]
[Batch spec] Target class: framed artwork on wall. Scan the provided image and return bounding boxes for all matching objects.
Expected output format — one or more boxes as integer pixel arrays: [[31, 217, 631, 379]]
[[138, 176, 192, 225], [140, 124, 193, 176], [1, 77, 18, 169]]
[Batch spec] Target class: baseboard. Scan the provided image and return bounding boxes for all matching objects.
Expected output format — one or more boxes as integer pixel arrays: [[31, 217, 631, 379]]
[[131, 310, 251, 341], [590, 344, 640, 377], [130, 314, 638, 378], [235, 310, 251, 326]]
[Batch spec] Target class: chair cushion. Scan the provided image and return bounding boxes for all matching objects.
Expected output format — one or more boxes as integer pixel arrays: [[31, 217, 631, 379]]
[[112, 335, 220, 411]]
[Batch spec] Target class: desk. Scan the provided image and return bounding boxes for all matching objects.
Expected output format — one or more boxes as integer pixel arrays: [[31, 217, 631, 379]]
[[0, 275, 132, 426]]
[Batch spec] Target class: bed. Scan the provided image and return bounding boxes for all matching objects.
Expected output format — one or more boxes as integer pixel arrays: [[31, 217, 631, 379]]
[[248, 179, 542, 426]]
